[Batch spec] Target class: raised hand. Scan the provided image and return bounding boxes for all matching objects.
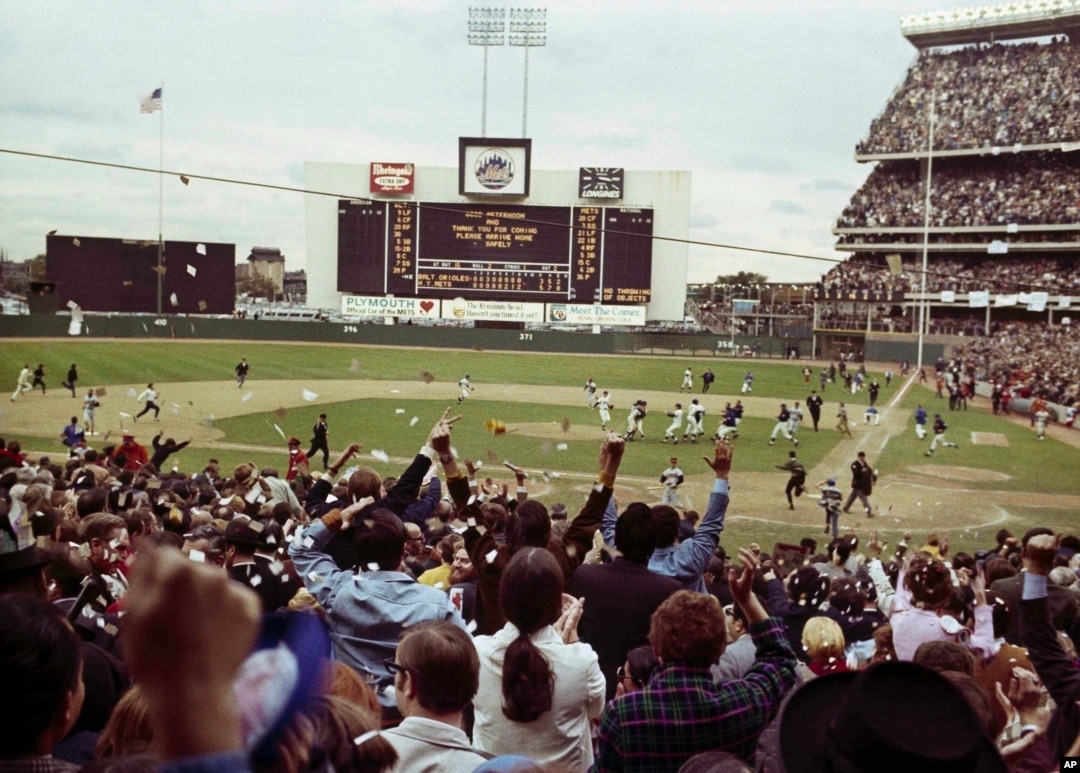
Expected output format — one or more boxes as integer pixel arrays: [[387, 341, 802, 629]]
[[703, 438, 733, 479]]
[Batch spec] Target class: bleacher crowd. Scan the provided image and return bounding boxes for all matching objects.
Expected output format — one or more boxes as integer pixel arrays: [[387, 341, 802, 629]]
[[819, 256, 1080, 297], [4, 406, 1080, 772], [856, 38, 1080, 155], [837, 153, 1080, 230]]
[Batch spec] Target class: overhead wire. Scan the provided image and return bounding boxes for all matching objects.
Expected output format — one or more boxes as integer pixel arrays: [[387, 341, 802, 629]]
[[0, 146, 1073, 295]]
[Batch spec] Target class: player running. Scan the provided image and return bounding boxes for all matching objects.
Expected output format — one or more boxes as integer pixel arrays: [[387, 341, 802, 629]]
[[662, 403, 685, 444], [925, 414, 959, 456], [457, 375, 474, 404]]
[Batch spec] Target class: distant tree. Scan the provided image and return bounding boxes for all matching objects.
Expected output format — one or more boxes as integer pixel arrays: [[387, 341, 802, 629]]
[[714, 271, 768, 286], [236, 273, 278, 301], [29, 254, 46, 281]]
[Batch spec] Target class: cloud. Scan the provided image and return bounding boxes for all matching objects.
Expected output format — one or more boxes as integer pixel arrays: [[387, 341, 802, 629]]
[[771, 200, 808, 215], [727, 155, 794, 174], [799, 178, 854, 192]]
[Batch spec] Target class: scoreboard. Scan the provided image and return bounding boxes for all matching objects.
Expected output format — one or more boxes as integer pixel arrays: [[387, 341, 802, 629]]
[[337, 200, 653, 304]]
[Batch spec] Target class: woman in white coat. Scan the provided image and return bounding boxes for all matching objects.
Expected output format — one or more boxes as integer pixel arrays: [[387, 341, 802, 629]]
[[472, 547, 605, 771]]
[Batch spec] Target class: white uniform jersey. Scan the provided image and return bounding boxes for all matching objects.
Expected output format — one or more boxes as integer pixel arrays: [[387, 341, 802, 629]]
[[138, 389, 158, 403], [664, 408, 685, 438], [661, 467, 684, 488]]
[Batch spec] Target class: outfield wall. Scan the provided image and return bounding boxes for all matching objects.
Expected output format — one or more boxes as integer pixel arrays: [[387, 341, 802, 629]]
[[0, 314, 812, 358]]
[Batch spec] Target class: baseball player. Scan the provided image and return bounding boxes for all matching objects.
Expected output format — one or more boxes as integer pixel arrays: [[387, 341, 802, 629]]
[[715, 402, 738, 441], [863, 406, 880, 425], [10, 364, 32, 401], [457, 374, 474, 404], [83, 388, 100, 436], [741, 371, 754, 394], [679, 367, 693, 393], [684, 398, 705, 442], [1035, 407, 1050, 440], [926, 414, 959, 456], [769, 403, 798, 446], [914, 404, 928, 439], [584, 377, 598, 407], [787, 401, 804, 440], [659, 457, 685, 507], [836, 402, 853, 438], [595, 390, 613, 430], [662, 403, 685, 444], [625, 399, 647, 441]]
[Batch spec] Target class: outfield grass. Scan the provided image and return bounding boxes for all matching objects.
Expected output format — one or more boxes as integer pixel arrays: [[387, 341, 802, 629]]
[[0, 340, 883, 404]]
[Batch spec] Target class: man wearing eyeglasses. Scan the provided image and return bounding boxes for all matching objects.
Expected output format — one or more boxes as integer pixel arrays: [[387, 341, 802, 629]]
[[382, 622, 489, 771]]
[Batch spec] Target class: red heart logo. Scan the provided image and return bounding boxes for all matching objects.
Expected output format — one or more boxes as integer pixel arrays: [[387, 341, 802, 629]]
[[420, 301, 434, 313]]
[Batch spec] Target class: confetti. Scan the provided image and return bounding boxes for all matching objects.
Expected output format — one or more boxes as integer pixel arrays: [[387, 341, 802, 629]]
[[307, 572, 325, 583], [126, 387, 138, 398], [250, 575, 262, 587], [556, 443, 568, 451], [97, 387, 108, 396], [354, 730, 381, 748], [419, 370, 435, 384], [196, 244, 206, 256], [249, 521, 265, 533], [275, 406, 287, 419], [302, 388, 318, 402], [272, 423, 286, 439], [371, 449, 390, 464], [467, 517, 477, 527], [270, 561, 285, 576], [201, 414, 216, 428], [349, 358, 362, 374], [197, 301, 208, 312], [486, 550, 498, 564], [390, 389, 400, 393], [73, 237, 81, 247], [189, 549, 206, 564], [187, 263, 198, 276], [242, 391, 253, 403], [410, 416, 419, 427], [169, 292, 179, 307], [326, 494, 339, 504], [367, 563, 380, 572], [434, 582, 445, 589], [561, 417, 571, 432], [395, 408, 405, 414], [119, 411, 133, 419], [171, 403, 180, 414], [466, 619, 478, 633]]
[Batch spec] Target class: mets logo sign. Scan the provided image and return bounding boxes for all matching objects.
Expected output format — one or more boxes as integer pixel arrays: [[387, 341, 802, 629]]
[[474, 148, 515, 190]]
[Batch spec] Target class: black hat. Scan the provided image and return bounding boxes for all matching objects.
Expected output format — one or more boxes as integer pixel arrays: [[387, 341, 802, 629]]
[[0, 544, 51, 577], [779, 662, 1006, 773]]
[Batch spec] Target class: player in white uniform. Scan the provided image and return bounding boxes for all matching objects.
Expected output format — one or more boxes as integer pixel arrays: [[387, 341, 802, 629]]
[[457, 375, 473, 404], [684, 398, 705, 442], [584, 378, 598, 407], [595, 390, 613, 430], [679, 367, 693, 393], [662, 403, 685, 444], [787, 401, 804, 439], [625, 400, 647, 441], [1035, 408, 1050, 440], [659, 457, 685, 507], [10, 364, 32, 401], [83, 388, 100, 435]]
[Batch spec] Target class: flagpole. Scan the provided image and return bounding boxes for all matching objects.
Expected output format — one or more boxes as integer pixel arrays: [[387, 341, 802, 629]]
[[157, 80, 164, 315]]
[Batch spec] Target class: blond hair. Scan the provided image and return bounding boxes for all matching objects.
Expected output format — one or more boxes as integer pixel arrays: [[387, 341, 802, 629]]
[[802, 616, 845, 664]]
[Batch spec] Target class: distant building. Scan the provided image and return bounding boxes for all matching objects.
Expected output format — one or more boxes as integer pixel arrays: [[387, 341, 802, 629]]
[[283, 269, 307, 303], [247, 247, 286, 296]]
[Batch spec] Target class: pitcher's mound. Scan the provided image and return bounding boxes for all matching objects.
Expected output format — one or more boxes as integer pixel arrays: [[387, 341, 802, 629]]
[[910, 465, 1011, 483], [970, 432, 1009, 447]]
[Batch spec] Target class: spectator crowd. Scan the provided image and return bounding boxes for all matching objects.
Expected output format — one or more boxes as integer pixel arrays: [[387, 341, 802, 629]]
[[4, 409, 1080, 772], [856, 38, 1080, 155], [837, 153, 1080, 230]]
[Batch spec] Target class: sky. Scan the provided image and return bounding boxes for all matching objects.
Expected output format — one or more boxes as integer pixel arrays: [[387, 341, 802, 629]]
[[0, 0, 978, 288]]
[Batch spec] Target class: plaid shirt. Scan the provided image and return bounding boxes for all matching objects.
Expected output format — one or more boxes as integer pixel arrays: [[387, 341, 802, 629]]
[[591, 616, 796, 772]]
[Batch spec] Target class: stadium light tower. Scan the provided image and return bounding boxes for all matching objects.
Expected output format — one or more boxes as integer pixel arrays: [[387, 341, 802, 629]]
[[468, 7, 506, 138], [916, 87, 937, 371], [509, 7, 547, 137]]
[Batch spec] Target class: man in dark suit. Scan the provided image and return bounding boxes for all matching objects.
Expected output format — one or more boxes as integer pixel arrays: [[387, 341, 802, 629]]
[[991, 527, 1080, 647], [1018, 531, 1080, 765], [225, 518, 290, 613], [571, 502, 682, 699], [308, 413, 330, 470]]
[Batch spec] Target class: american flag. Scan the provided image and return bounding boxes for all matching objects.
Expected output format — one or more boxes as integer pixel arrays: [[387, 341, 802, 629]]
[[140, 87, 162, 113]]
